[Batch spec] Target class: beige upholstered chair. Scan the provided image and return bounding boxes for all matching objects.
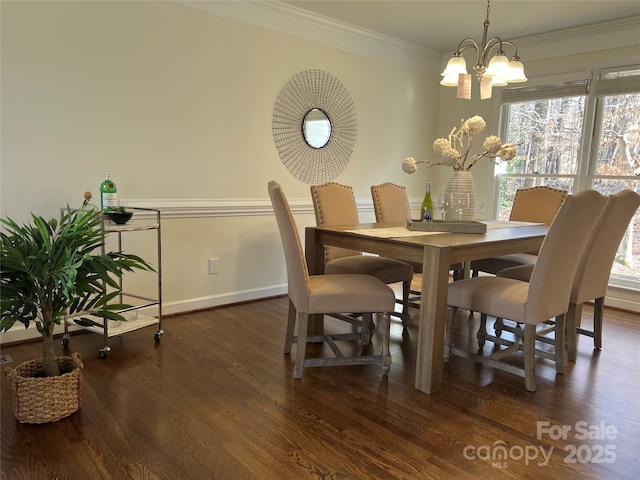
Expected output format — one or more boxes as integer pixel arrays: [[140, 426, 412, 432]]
[[497, 189, 640, 361], [370, 182, 464, 311], [471, 186, 568, 276], [444, 190, 607, 391], [311, 182, 414, 327], [370, 185, 466, 273], [371, 182, 413, 223], [268, 181, 395, 378]]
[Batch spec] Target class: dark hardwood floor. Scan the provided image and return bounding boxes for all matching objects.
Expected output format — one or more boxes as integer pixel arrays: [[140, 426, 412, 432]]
[[1, 295, 639, 479]]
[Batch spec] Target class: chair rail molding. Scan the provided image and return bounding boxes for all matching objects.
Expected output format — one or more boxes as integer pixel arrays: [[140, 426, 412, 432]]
[[120, 197, 378, 218]]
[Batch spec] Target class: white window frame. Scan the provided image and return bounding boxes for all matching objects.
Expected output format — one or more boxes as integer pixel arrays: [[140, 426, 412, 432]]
[[496, 65, 640, 293]]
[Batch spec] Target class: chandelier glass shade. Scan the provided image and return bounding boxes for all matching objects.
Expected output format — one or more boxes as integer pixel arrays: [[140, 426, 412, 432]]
[[440, 0, 527, 98]]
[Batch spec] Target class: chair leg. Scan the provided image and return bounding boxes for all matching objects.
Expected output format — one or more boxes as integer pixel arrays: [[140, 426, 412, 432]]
[[477, 314, 487, 349], [379, 312, 392, 376], [444, 306, 457, 362], [494, 317, 504, 337], [566, 302, 580, 362], [554, 314, 566, 374], [284, 299, 296, 354], [361, 313, 373, 346], [467, 268, 475, 316], [524, 324, 536, 392], [593, 297, 604, 349], [293, 312, 309, 379], [401, 280, 411, 327]]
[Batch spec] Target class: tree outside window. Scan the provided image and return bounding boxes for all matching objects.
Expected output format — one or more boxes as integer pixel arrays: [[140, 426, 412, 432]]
[[497, 70, 639, 285]]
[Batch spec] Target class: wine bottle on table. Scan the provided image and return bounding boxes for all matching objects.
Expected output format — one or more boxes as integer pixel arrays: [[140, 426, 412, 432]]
[[100, 173, 118, 212], [420, 182, 433, 222]]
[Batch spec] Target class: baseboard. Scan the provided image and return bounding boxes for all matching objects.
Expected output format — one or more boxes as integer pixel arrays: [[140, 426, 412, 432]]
[[0, 285, 288, 345], [161, 285, 288, 316], [604, 286, 640, 313]]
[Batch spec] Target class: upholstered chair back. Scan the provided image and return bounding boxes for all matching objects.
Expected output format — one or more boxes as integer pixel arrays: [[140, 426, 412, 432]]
[[509, 186, 568, 225], [310, 182, 361, 262], [371, 182, 412, 222], [571, 189, 640, 304], [470, 185, 569, 275], [268, 181, 309, 312], [525, 190, 606, 325]]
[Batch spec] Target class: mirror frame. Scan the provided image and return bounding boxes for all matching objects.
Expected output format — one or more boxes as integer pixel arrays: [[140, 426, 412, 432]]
[[272, 70, 357, 184]]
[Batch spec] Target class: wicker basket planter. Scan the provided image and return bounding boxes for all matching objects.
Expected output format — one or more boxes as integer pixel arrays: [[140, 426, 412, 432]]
[[4, 352, 83, 424]]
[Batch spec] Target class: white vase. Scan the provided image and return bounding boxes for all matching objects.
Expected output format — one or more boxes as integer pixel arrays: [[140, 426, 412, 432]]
[[444, 170, 476, 221]]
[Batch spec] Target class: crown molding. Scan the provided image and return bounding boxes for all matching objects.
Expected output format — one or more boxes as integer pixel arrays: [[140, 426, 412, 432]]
[[511, 17, 640, 62], [517, 16, 640, 46], [174, 0, 442, 71], [176, 1, 640, 73]]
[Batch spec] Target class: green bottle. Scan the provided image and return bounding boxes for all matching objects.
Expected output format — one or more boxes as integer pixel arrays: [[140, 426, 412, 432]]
[[420, 182, 433, 222], [100, 174, 118, 212]]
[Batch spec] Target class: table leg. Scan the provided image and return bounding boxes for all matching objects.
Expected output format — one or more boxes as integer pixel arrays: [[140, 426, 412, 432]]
[[415, 244, 451, 394]]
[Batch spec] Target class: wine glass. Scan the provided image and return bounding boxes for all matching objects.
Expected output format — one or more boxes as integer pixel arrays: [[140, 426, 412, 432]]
[[435, 193, 451, 221], [453, 193, 470, 221]]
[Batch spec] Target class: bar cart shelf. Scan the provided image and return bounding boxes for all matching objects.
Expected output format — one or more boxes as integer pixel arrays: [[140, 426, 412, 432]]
[[62, 207, 163, 358]]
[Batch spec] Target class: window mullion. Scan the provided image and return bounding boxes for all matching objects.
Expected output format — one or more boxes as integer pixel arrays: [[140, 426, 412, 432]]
[[577, 84, 601, 191]]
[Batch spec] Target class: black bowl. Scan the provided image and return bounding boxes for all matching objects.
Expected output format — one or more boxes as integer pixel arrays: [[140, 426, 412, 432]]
[[107, 211, 133, 225]]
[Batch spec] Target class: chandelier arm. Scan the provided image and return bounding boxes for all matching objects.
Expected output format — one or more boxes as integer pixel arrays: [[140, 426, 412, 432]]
[[456, 40, 482, 76], [499, 40, 520, 58], [456, 38, 480, 55], [483, 38, 519, 58], [479, 37, 504, 63]]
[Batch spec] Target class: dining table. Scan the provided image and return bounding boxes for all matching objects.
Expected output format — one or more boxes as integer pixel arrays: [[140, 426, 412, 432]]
[[304, 220, 549, 394]]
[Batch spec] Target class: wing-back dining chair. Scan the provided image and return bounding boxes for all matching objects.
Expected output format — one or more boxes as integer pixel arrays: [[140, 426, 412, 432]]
[[370, 182, 465, 310], [268, 181, 396, 378], [444, 189, 607, 391], [471, 186, 568, 276], [370, 182, 413, 223], [497, 189, 640, 361], [370, 183, 467, 278], [310, 182, 414, 327]]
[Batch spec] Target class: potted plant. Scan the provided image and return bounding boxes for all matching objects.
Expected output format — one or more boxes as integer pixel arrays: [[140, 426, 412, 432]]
[[1, 194, 153, 423]]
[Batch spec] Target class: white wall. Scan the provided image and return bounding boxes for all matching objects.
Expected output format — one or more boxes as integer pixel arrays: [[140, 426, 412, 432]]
[[0, 0, 437, 341], [1, 0, 431, 211], [2, 2, 638, 343]]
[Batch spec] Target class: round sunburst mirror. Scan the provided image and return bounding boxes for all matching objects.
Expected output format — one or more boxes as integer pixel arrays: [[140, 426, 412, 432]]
[[272, 70, 357, 184]]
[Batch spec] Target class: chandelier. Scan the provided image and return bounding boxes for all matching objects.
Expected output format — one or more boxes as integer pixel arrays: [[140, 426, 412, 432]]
[[440, 0, 527, 99]]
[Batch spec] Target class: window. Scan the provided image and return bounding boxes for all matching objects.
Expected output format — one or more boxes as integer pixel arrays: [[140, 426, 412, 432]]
[[497, 67, 640, 288]]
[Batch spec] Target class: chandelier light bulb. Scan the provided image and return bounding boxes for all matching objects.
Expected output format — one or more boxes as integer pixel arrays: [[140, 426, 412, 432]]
[[484, 53, 510, 78], [506, 58, 528, 83], [440, 74, 461, 86], [491, 75, 508, 86], [442, 56, 468, 76]]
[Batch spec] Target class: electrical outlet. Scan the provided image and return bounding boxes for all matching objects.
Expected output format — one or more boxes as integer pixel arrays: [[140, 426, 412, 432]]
[[208, 258, 219, 275]]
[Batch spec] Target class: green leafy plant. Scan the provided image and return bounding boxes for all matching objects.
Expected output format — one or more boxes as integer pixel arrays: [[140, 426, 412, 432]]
[[1, 200, 154, 377]]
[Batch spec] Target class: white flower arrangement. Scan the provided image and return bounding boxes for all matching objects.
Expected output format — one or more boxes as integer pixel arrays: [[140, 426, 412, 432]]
[[402, 115, 519, 173]]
